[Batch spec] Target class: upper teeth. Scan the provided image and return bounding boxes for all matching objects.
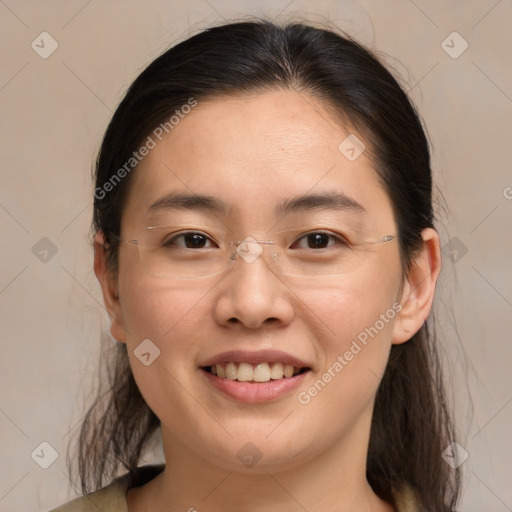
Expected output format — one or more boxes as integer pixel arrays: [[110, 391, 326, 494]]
[[210, 362, 301, 382]]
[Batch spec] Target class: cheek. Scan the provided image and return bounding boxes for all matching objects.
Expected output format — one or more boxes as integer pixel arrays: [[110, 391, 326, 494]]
[[118, 276, 214, 420], [120, 277, 211, 346], [292, 271, 400, 403], [117, 266, 218, 399], [292, 265, 399, 347]]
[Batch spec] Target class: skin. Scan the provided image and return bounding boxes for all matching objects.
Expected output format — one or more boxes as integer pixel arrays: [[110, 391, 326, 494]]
[[94, 89, 441, 512]]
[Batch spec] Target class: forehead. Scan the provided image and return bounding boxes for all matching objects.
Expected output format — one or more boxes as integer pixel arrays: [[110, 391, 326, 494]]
[[123, 90, 394, 229]]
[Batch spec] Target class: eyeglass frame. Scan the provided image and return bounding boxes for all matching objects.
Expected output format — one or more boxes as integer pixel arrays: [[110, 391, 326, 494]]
[[108, 227, 397, 279]]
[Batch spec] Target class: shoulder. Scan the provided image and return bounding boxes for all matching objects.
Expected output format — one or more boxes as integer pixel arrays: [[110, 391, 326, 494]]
[[48, 479, 128, 512], [393, 485, 420, 512], [48, 476, 130, 512], [47, 464, 165, 512]]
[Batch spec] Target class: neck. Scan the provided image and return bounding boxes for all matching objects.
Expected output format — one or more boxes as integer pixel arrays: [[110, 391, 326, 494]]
[[128, 408, 394, 512]]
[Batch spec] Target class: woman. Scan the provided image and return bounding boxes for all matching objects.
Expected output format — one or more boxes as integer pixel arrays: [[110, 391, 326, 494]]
[[52, 19, 461, 512]]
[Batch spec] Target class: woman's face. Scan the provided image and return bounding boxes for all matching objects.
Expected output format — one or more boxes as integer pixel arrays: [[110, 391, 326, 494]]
[[109, 90, 407, 472]]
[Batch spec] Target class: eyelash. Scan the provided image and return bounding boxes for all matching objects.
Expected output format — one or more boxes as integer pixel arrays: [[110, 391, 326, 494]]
[[162, 230, 350, 250]]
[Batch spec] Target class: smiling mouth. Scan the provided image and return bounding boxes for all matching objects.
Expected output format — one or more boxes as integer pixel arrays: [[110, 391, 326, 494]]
[[202, 362, 311, 383]]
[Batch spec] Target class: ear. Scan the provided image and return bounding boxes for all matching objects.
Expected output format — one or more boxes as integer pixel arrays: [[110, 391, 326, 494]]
[[94, 231, 128, 343], [392, 227, 441, 345]]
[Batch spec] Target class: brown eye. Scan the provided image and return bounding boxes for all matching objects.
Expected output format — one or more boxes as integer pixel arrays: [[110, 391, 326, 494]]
[[291, 232, 348, 250], [164, 232, 215, 249]]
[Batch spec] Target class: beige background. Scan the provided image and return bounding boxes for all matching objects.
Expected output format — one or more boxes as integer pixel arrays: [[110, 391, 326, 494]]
[[1, 1, 511, 510]]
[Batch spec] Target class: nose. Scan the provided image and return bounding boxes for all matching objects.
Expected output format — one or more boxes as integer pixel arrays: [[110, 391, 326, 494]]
[[213, 242, 294, 329]]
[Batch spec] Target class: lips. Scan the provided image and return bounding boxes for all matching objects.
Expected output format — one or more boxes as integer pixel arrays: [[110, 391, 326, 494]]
[[199, 350, 312, 390], [199, 349, 312, 370]]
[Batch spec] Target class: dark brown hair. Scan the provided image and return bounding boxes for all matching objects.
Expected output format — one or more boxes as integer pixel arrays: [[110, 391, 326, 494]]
[[73, 19, 461, 510]]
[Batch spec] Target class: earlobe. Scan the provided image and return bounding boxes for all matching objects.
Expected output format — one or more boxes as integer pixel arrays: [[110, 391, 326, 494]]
[[93, 231, 128, 343], [391, 228, 441, 345]]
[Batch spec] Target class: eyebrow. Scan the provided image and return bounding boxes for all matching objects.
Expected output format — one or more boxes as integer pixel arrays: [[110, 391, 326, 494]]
[[276, 191, 366, 216], [146, 191, 366, 217]]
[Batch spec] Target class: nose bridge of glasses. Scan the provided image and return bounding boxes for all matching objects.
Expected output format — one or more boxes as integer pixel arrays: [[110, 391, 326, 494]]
[[229, 236, 279, 266]]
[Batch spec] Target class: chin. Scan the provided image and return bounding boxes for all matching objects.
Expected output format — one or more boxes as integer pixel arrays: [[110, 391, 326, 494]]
[[191, 430, 313, 474]]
